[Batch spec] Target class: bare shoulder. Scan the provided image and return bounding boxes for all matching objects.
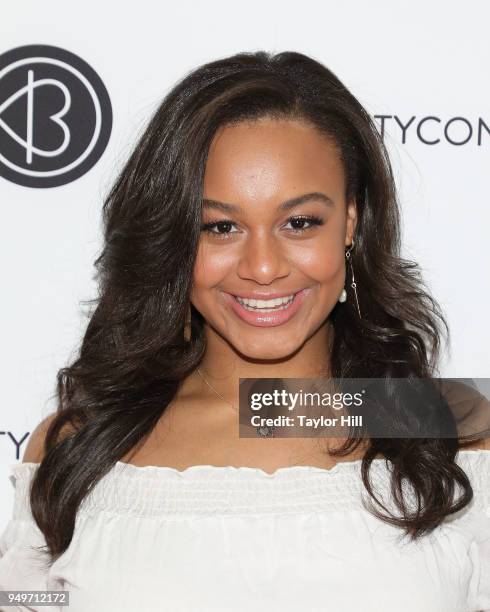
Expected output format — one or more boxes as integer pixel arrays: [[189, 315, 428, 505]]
[[22, 412, 74, 463], [22, 413, 58, 463], [460, 436, 490, 451]]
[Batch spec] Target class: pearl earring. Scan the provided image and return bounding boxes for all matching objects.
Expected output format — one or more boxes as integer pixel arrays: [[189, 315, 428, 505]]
[[338, 288, 347, 303]]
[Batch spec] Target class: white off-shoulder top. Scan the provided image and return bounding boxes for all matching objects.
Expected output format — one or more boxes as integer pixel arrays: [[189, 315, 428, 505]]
[[0, 449, 489, 612]]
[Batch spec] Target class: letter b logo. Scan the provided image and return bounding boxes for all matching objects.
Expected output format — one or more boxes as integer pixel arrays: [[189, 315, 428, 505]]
[[0, 45, 112, 188]]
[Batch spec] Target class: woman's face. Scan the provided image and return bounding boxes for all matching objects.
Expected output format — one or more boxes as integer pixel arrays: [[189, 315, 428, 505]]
[[191, 116, 357, 360]]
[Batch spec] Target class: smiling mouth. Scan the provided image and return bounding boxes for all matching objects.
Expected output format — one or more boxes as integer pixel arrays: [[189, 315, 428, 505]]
[[222, 288, 309, 327], [233, 294, 296, 312]]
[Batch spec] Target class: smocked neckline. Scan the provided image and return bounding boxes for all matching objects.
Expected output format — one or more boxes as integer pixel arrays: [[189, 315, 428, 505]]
[[114, 448, 490, 478], [14, 448, 490, 479], [112, 458, 368, 478], [11, 449, 490, 518]]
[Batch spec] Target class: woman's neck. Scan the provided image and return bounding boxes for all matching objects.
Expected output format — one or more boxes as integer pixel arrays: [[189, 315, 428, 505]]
[[196, 320, 334, 398]]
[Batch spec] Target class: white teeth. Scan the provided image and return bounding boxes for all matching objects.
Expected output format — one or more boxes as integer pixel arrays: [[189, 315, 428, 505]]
[[235, 294, 295, 310]]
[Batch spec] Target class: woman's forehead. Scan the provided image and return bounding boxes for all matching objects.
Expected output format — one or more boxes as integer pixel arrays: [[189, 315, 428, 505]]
[[204, 118, 345, 205]]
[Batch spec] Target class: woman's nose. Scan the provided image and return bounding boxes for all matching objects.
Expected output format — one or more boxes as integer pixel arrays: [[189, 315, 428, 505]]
[[236, 232, 291, 284]]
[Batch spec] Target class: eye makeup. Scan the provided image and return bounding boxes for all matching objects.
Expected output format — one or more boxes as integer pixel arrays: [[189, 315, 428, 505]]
[[201, 215, 324, 240]]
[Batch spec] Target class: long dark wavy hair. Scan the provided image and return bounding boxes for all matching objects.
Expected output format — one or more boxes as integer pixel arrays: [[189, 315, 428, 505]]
[[30, 50, 480, 564]]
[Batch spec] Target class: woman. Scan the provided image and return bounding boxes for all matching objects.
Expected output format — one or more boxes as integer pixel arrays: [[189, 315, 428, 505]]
[[0, 50, 489, 612]]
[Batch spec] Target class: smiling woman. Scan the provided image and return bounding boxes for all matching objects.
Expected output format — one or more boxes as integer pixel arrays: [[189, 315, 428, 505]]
[[193, 119, 355, 349], [1, 50, 489, 612]]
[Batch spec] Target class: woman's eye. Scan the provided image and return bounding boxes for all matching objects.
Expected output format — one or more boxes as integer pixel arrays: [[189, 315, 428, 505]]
[[200, 215, 324, 240], [201, 220, 238, 239], [283, 215, 324, 232]]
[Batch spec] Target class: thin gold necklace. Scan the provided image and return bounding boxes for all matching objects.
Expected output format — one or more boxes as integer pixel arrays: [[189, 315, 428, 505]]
[[196, 367, 238, 412], [196, 367, 275, 437]]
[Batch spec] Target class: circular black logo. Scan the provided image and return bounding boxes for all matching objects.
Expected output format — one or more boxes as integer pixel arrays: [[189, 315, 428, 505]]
[[0, 44, 112, 188]]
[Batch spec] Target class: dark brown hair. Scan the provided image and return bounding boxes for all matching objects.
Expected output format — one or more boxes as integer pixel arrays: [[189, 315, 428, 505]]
[[30, 50, 477, 564]]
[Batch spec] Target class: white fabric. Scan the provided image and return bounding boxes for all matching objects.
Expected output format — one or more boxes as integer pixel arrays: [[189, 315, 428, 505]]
[[0, 449, 489, 612]]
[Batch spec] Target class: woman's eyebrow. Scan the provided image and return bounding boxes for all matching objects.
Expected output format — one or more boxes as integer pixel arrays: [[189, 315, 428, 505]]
[[202, 192, 334, 214]]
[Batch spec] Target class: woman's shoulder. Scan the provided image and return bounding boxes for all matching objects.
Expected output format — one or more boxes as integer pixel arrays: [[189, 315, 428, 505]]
[[21, 413, 55, 463], [460, 437, 490, 451], [22, 411, 76, 464]]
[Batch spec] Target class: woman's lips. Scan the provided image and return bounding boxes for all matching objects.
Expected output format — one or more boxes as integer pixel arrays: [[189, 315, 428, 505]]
[[222, 289, 309, 327]]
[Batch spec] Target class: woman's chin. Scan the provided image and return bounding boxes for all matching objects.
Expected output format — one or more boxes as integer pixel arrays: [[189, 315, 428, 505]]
[[231, 337, 305, 362]]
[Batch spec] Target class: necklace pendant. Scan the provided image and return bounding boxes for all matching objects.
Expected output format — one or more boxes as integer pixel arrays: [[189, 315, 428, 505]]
[[257, 425, 275, 438]]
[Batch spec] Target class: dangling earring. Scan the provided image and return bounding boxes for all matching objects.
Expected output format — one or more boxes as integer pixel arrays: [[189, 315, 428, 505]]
[[339, 239, 362, 318], [183, 303, 192, 341]]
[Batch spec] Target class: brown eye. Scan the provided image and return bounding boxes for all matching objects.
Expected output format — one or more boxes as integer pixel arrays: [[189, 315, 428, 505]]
[[284, 215, 324, 232], [201, 220, 239, 239], [200, 215, 324, 241]]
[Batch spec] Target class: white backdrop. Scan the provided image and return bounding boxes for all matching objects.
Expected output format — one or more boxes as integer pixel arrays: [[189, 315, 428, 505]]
[[1, 0, 489, 531]]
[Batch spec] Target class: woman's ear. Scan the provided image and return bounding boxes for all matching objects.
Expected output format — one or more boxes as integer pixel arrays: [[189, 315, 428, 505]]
[[345, 198, 358, 245]]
